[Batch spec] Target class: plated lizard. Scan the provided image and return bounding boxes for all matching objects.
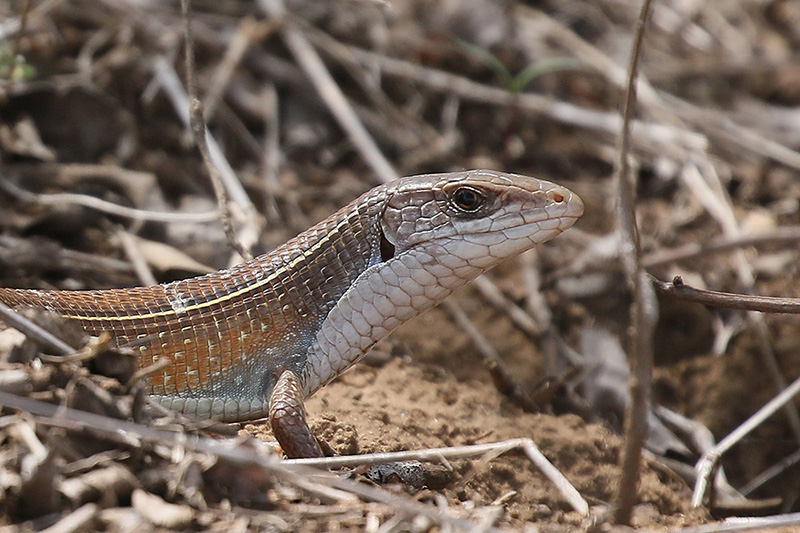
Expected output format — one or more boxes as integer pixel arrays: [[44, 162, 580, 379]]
[[0, 170, 583, 457]]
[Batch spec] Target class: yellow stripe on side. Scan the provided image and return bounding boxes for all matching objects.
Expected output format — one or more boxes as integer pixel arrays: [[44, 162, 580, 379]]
[[62, 212, 359, 323]]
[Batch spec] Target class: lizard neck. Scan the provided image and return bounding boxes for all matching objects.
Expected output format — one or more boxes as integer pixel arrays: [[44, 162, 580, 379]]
[[302, 239, 483, 396]]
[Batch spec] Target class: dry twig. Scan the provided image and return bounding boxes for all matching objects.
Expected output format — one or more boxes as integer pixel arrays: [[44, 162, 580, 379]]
[[691, 374, 800, 508], [310, 33, 707, 157], [611, 0, 657, 525], [0, 180, 219, 223], [680, 153, 800, 444], [286, 439, 589, 516], [0, 302, 75, 356], [643, 226, 800, 269], [116, 229, 157, 287], [260, 83, 283, 223], [181, 0, 253, 262], [149, 59, 261, 262], [202, 18, 277, 122], [653, 276, 800, 314], [257, 0, 398, 184], [442, 300, 540, 413]]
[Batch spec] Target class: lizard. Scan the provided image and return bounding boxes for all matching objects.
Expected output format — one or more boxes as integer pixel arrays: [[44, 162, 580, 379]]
[[0, 169, 583, 458]]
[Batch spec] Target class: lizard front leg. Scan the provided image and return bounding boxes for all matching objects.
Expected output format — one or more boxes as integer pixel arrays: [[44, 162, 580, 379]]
[[269, 369, 323, 458]]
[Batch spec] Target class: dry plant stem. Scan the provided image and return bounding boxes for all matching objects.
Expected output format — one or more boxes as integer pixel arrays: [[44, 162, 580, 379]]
[[612, 0, 656, 525], [40, 503, 99, 533], [473, 275, 541, 337], [520, 250, 551, 329], [643, 226, 800, 268], [286, 438, 589, 516], [48, 163, 159, 203], [0, 180, 220, 223], [116, 230, 157, 287], [653, 276, 800, 314], [39, 336, 109, 365], [311, 34, 706, 156], [257, 0, 398, 184], [0, 302, 75, 356], [691, 373, 800, 507], [127, 358, 171, 387], [261, 83, 282, 223], [442, 300, 539, 413], [0, 234, 133, 277], [519, 250, 569, 374], [740, 447, 800, 496], [14, 419, 48, 458], [672, 514, 800, 533], [517, 6, 669, 123], [150, 60, 259, 236], [189, 100, 253, 261], [519, 6, 800, 171], [343, 54, 446, 157], [202, 18, 271, 122], [665, 94, 800, 171], [0, 392, 493, 532], [681, 161, 800, 442], [181, 0, 253, 262]]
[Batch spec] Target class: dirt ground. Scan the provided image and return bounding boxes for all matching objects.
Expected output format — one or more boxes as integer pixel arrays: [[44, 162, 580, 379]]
[[2, 0, 800, 531]]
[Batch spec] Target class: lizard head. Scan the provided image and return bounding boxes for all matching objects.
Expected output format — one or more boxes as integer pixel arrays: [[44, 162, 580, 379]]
[[379, 169, 583, 270]]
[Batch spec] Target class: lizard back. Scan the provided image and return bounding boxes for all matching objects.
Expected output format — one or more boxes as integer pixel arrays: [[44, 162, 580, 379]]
[[0, 185, 389, 420]]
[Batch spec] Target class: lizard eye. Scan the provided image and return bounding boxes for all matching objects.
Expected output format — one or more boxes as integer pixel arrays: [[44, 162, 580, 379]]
[[451, 187, 484, 212]]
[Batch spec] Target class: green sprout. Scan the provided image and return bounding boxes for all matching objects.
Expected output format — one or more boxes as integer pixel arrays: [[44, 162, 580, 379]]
[[456, 39, 580, 94], [0, 41, 35, 81]]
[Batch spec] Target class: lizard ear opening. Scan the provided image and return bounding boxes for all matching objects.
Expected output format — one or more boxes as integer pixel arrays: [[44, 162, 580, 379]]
[[379, 226, 395, 262]]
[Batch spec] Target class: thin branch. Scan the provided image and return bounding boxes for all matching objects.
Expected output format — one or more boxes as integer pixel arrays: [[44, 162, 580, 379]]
[[286, 438, 588, 516], [519, 5, 800, 172], [0, 302, 75, 356], [739, 447, 800, 497], [442, 300, 540, 413], [670, 513, 800, 533], [189, 100, 253, 261], [116, 229, 158, 287], [643, 226, 800, 268], [260, 83, 283, 223], [692, 373, 800, 507], [0, 180, 220, 223], [202, 18, 276, 122], [0, 234, 134, 278], [679, 157, 800, 445], [39, 503, 99, 533], [473, 275, 541, 337], [612, 0, 657, 525], [149, 59, 256, 213], [652, 275, 800, 314], [257, 0, 398, 184], [309, 32, 707, 157], [180, 0, 253, 261]]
